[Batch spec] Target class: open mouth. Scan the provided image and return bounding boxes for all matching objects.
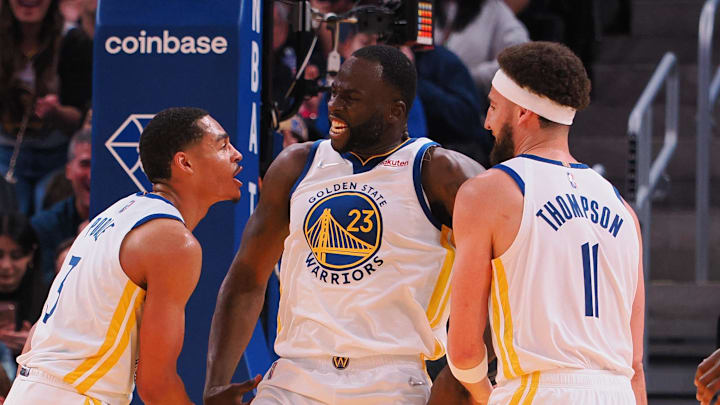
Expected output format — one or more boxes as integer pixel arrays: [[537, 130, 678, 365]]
[[329, 117, 348, 138]]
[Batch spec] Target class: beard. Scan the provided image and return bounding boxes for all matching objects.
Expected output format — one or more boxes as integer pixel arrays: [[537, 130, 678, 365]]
[[489, 123, 515, 166], [335, 111, 386, 154]]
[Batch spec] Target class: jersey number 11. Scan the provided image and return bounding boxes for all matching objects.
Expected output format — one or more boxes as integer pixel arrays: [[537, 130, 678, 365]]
[[581, 243, 599, 318]]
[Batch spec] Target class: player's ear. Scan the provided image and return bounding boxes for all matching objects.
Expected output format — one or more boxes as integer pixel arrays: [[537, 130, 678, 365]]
[[172, 151, 194, 176], [389, 100, 406, 124], [516, 107, 536, 129]]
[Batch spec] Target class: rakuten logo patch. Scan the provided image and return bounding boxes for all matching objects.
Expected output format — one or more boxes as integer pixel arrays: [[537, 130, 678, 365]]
[[105, 30, 228, 55]]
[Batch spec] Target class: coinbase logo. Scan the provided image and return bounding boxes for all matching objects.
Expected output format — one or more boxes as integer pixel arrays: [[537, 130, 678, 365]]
[[105, 114, 154, 192], [105, 30, 228, 55]]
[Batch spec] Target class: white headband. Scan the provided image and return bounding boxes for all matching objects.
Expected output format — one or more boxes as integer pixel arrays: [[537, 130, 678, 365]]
[[491, 69, 576, 125]]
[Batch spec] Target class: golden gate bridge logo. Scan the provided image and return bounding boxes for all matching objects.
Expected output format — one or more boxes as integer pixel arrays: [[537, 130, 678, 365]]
[[304, 192, 382, 270]]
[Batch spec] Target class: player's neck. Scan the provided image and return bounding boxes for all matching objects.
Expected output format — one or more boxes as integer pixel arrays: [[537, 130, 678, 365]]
[[150, 185, 207, 231], [514, 128, 576, 163], [350, 130, 409, 161]]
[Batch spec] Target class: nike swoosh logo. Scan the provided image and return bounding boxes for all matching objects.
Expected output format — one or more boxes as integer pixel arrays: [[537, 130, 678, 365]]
[[317, 161, 342, 169]]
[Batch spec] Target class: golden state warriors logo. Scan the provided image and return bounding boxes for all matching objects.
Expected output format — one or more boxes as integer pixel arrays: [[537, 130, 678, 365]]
[[303, 190, 385, 285], [304, 191, 382, 270]]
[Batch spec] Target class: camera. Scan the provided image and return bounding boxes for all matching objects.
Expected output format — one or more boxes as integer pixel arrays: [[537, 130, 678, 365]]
[[351, 0, 434, 46]]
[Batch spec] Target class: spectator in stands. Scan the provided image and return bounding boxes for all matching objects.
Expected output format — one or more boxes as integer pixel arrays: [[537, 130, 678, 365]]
[[279, 115, 309, 149], [30, 128, 89, 284], [309, 0, 355, 57], [59, 0, 80, 28], [414, 45, 494, 166], [0, 211, 45, 380], [696, 348, 720, 404], [0, 0, 92, 216], [436, 0, 530, 97]]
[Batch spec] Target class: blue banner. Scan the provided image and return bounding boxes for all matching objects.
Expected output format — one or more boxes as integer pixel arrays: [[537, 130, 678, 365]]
[[91, 0, 264, 401]]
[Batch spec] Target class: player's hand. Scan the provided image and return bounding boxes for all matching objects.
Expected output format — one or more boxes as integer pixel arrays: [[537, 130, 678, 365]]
[[696, 348, 720, 404], [204, 374, 262, 405], [696, 349, 720, 404], [0, 321, 31, 352]]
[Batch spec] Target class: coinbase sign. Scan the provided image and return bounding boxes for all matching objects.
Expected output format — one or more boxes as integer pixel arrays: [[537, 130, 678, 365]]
[[104, 30, 228, 55], [91, 0, 261, 403]]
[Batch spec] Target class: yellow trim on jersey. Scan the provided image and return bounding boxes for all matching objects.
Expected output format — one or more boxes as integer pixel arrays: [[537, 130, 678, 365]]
[[493, 258, 526, 377], [348, 138, 412, 165], [426, 226, 454, 329], [523, 372, 540, 404], [510, 374, 529, 405], [83, 397, 101, 405], [64, 281, 145, 394], [490, 273, 513, 380], [76, 286, 144, 393]]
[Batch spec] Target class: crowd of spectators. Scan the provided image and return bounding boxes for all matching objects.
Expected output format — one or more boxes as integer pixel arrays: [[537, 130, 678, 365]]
[[0, 0, 94, 398]]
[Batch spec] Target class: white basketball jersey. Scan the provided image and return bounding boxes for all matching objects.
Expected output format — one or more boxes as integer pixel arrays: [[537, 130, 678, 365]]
[[489, 154, 640, 384], [18, 193, 184, 405], [275, 138, 454, 360]]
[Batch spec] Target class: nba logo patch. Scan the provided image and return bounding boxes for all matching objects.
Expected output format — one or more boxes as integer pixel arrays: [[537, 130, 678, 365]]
[[567, 172, 578, 189]]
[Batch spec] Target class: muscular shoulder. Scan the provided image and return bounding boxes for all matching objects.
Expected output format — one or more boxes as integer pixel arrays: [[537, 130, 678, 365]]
[[120, 218, 201, 288], [263, 141, 317, 191], [456, 167, 523, 223], [420, 146, 485, 226], [422, 147, 484, 179]]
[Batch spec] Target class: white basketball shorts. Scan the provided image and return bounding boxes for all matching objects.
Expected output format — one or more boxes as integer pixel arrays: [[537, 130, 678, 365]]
[[6, 366, 109, 405], [253, 355, 431, 405], [489, 369, 635, 405]]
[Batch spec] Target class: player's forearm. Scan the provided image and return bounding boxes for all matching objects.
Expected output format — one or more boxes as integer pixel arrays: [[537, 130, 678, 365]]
[[631, 364, 647, 405], [138, 372, 193, 405], [460, 377, 492, 404], [205, 279, 267, 390]]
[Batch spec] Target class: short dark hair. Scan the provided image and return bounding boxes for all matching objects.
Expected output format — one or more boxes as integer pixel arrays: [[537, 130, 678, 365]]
[[0, 211, 37, 256], [139, 107, 209, 183], [68, 127, 92, 161], [498, 41, 591, 114], [352, 45, 416, 114]]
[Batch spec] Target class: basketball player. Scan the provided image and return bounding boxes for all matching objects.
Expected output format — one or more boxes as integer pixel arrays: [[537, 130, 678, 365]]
[[204, 45, 484, 405], [696, 348, 720, 404], [446, 41, 647, 405], [6, 107, 260, 404]]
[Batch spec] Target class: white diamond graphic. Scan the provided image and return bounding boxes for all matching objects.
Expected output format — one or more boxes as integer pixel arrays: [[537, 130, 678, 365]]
[[105, 114, 155, 192]]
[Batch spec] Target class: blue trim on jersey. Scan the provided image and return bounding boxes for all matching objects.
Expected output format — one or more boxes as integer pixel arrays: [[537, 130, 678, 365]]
[[131, 213, 184, 230], [492, 164, 525, 196], [290, 140, 322, 196], [518, 154, 589, 169], [612, 186, 624, 203], [413, 141, 442, 231], [341, 138, 417, 174], [137, 192, 176, 207]]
